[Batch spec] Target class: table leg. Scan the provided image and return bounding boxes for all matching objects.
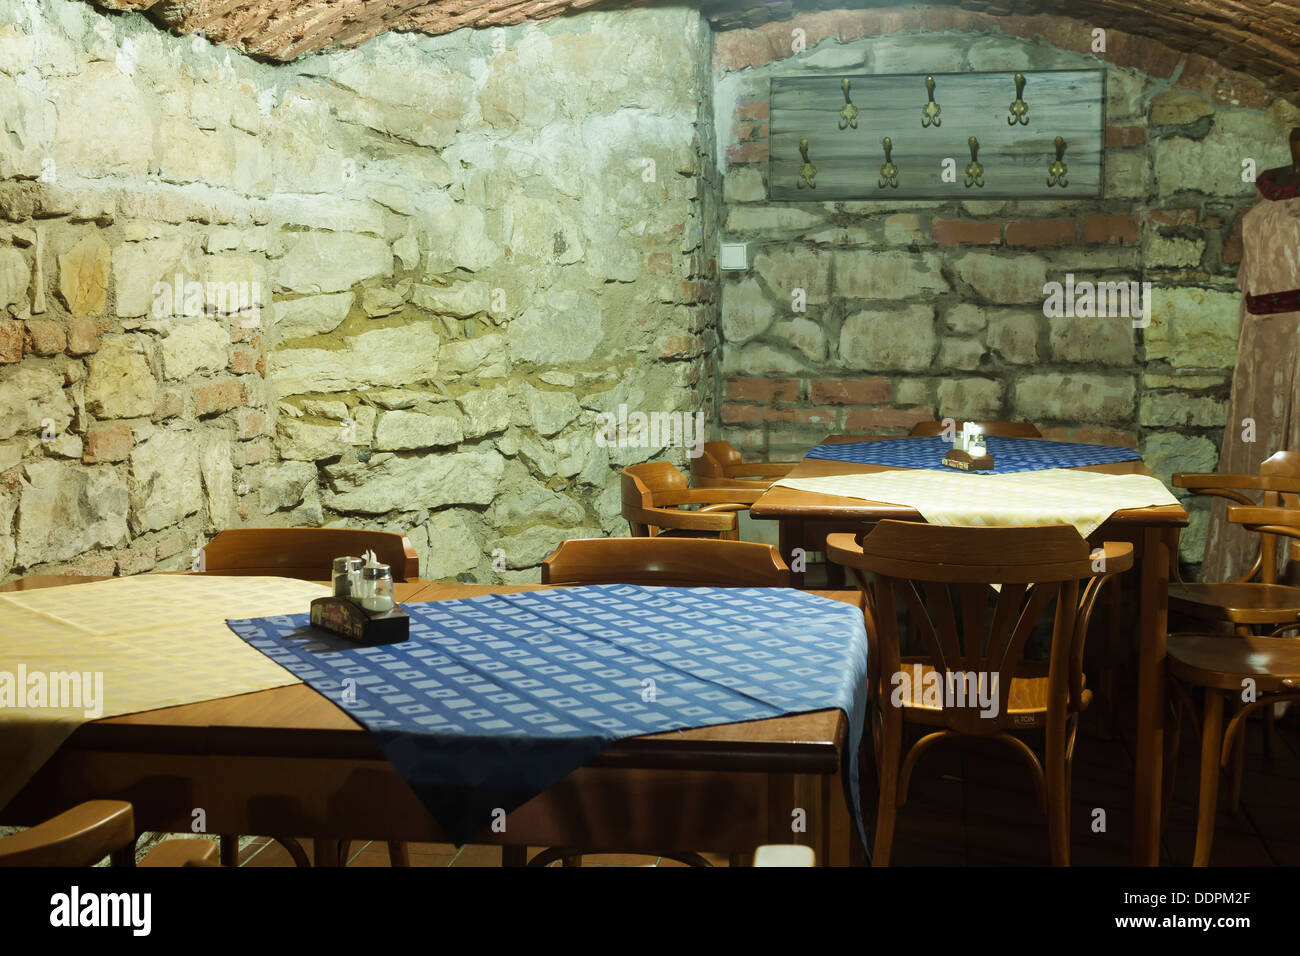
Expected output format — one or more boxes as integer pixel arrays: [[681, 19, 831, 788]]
[[1132, 525, 1173, 866]]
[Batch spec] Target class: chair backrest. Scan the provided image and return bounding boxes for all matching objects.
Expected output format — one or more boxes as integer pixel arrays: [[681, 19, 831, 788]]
[[908, 420, 1042, 438], [199, 528, 419, 581], [542, 537, 791, 588], [827, 520, 1131, 735], [621, 462, 689, 537], [1260, 450, 1300, 575], [1175, 451, 1300, 584], [0, 800, 134, 866], [690, 441, 740, 485]]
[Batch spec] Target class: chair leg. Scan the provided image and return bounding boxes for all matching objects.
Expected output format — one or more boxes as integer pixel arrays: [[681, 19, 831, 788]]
[[312, 838, 344, 867], [219, 834, 239, 867], [1098, 578, 1122, 741], [501, 846, 527, 867], [1160, 686, 1183, 839], [387, 842, 410, 867], [1045, 714, 1070, 866], [270, 836, 312, 867], [1227, 696, 1246, 813], [1263, 704, 1277, 758], [871, 711, 903, 867], [1193, 690, 1225, 867]]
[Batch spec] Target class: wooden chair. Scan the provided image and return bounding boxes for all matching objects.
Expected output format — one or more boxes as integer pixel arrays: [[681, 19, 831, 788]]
[[197, 526, 418, 868], [827, 521, 1132, 866], [1169, 452, 1300, 634], [198, 527, 419, 581], [542, 537, 790, 588], [690, 441, 799, 489], [621, 462, 763, 539], [532, 536, 791, 868], [0, 801, 218, 867], [1164, 635, 1300, 865], [908, 420, 1043, 438]]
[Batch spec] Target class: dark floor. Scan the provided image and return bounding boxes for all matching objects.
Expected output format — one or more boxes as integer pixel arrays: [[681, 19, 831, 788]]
[[868, 688, 1300, 866]]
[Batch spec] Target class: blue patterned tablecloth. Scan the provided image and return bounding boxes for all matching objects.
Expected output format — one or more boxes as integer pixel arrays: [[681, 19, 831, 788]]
[[228, 585, 870, 856], [805, 435, 1140, 474]]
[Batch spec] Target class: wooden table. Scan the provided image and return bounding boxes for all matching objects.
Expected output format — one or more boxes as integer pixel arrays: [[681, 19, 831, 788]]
[[0, 578, 862, 867], [749, 434, 1189, 866]]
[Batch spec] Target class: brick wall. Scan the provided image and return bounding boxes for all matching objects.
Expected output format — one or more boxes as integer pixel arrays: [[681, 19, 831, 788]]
[[712, 9, 1300, 562]]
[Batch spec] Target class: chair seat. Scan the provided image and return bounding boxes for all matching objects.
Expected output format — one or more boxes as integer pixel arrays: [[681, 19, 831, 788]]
[[895, 661, 1091, 728], [1168, 582, 1300, 625], [1167, 634, 1300, 692]]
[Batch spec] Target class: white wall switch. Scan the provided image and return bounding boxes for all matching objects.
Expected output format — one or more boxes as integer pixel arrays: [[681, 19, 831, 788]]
[[719, 242, 749, 271]]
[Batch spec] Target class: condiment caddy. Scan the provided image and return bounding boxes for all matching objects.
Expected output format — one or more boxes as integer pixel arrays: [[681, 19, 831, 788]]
[[310, 551, 410, 645], [941, 421, 996, 472]]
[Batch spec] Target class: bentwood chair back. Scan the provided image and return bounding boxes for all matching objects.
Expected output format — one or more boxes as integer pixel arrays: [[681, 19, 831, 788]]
[[827, 521, 1132, 866], [542, 537, 790, 588], [0, 801, 218, 867], [690, 441, 799, 489], [908, 420, 1042, 438], [621, 462, 763, 539], [198, 528, 420, 581], [1170, 452, 1300, 630]]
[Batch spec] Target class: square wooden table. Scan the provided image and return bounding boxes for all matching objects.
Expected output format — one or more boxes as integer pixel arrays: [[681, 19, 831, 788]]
[[748, 434, 1189, 866], [0, 578, 863, 867]]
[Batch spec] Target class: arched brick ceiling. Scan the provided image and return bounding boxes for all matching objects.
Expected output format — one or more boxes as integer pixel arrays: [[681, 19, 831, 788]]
[[91, 0, 1300, 104]]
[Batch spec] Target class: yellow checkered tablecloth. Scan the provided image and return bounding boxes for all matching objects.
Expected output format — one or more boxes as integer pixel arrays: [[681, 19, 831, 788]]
[[0, 575, 327, 809], [774, 467, 1179, 537]]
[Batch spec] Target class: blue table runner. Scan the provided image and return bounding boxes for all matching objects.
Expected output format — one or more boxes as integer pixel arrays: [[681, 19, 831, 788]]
[[227, 585, 870, 856], [805, 435, 1140, 474]]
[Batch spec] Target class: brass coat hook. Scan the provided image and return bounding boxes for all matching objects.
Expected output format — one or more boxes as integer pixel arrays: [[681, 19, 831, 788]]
[[1047, 136, 1068, 187], [797, 138, 817, 189], [921, 75, 941, 128], [839, 77, 858, 130], [878, 136, 898, 188], [965, 136, 984, 188], [1008, 72, 1028, 125]]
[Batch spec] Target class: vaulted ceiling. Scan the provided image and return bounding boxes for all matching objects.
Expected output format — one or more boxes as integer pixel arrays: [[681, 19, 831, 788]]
[[92, 0, 1300, 103]]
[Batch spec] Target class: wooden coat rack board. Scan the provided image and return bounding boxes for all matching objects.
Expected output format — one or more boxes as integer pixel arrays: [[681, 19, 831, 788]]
[[769, 69, 1105, 201]]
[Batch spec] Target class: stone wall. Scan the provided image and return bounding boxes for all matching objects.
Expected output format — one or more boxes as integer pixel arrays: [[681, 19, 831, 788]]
[[0, 0, 718, 583], [712, 10, 1300, 564]]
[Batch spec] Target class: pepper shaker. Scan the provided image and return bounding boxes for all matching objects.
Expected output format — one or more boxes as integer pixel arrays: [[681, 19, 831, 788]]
[[332, 556, 363, 598]]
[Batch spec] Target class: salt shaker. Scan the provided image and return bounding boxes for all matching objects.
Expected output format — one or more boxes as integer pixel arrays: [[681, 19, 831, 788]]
[[360, 564, 394, 613]]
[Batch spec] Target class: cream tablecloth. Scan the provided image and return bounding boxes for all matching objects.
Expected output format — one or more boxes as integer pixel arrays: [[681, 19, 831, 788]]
[[0, 575, 327, 809], [774, 467, 1179, 538]]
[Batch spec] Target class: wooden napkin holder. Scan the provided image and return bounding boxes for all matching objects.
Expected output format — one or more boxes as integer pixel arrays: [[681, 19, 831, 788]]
[[310, 596, 409, 646], [941, 448, 995, 472]]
